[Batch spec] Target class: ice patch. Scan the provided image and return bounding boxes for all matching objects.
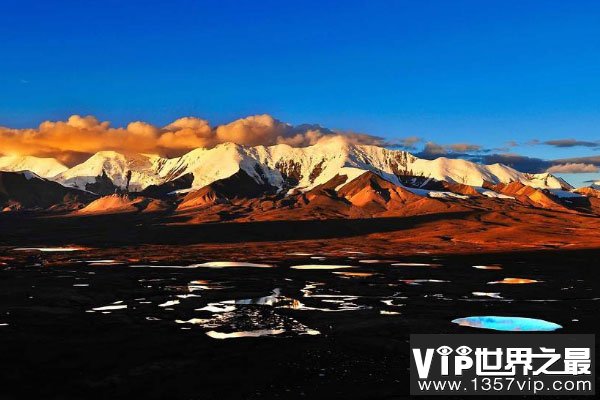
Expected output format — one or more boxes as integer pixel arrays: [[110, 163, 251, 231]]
[[291, 265, 355, 270], [197, 303, 236, 313], [478, 190, 515, 199], [472, 292, 502, 299], [190, 261, 274, 268], [332, 272, 375, 278], [13, 247, 83, 252], [428, 191, 469, 199], [473, 265, 503, 270], [91, 304, 127, 311], [400, 279, 449, 285], [158, 300, 180, 308], [206, 329, 286, 339], [452, 316, 562, 331], [391, 262, 441, 267]]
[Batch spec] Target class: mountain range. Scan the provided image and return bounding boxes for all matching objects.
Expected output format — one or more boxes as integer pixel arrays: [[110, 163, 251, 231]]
[[1, 138, 599, 220]]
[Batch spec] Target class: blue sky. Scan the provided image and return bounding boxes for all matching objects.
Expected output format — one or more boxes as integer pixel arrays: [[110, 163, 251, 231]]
[[1, 0, 599, 185]]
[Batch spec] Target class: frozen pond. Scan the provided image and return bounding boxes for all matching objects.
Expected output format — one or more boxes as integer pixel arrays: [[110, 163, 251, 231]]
[[452, 316, 562, 331], [0, 247, 598, 399]]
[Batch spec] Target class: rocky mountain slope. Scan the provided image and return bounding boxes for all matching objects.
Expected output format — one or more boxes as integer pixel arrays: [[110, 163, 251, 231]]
[[2, 139, 572, 192], [0, 171, 94, 211], [1, 141, 597, 219]]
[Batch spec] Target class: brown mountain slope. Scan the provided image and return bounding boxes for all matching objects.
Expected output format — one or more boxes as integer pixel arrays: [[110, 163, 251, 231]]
[[3, 199, 600, 256], [177, 169, 277, 212], [0, 171, 95, 211], [490, 181, 568, 211], [336, 171, 455, 216], [420, 179, 481, 196], [441, 182, 481, 196], [575, 187, 600, 198], [178, 171, 469, 223], [569, 187, 600, 214], [140, 173, 194, 198], [76, 194, 172, 215]]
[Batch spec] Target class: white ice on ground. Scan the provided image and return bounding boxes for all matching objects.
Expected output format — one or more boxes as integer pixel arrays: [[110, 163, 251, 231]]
[[91, 304, 127, 311], [476, 188, 516, 199], [13, 247, 83, 252], [290, 265, 356, 270], [158, 300, 180, 308], [189, 261, 274, 268], [206, 329, 286, 339], [548, 189, 584, 198]]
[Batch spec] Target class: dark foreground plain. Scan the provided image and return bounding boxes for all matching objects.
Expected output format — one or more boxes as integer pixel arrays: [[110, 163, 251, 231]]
[[0, 214, 599, 399]]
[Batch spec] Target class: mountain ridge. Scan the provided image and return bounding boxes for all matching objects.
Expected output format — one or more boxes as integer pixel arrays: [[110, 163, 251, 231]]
[[3, 141, 596, 218], [0, 140, 573, 194]]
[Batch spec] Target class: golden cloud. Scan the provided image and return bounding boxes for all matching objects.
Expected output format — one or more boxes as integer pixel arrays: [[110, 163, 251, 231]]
[[0, 114, 385, 165], [215, 114, 288, 146]]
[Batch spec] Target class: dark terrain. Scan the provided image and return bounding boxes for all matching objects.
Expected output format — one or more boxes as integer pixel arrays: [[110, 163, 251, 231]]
[[0, 220, 598, 400]]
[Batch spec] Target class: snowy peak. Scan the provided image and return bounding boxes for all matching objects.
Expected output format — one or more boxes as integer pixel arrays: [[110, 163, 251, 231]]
[[245, 141, 415, 192], [165, 143, 285, 189], [523, 172, 573, 191], [1, 144, 596, 217], [18, 142, 573, 196], [0, 155, 67, 178], [54, 151, 165, 191]]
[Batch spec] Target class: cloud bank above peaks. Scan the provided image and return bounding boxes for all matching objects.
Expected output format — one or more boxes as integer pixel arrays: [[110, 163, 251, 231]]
[[0, 114, 385, 165]]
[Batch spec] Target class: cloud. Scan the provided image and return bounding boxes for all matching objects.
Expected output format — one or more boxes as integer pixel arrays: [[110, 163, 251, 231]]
[[417, 141, 484, 159], [479, 153, 600, 174], [543, 139, 599, 148], [419, 141, 448, 157], [0, 114, 384, 165], [215, 114, 288, 146], [546, 163, 600, 174], [448, 143, 481, 152], [417, 142, 600, 174], [553, 155, 600, 165], [480, 153, 550, 173], [390, 136, 423, 151], [319, 131, 385, 146], [157, 117, 213, 150], [126, 121, 161, 137]]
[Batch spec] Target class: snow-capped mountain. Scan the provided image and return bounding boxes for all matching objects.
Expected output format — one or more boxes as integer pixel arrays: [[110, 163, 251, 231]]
[[154, 143, 287, 190], [53, 151, 165, 191], [588, 180, 600, 189], [2, 140, 573, 194], [0, 155, 67, 178]]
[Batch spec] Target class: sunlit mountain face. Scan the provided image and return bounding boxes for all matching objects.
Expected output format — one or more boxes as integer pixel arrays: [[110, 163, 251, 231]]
[[3, 110, 600, 231], [2, 114, 599, 183], [4, 123, 600, 262], [3, 1, 600, 398]]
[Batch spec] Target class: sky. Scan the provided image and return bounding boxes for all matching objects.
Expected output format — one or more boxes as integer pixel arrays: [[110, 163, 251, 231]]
[[1, 0, 599, 186]]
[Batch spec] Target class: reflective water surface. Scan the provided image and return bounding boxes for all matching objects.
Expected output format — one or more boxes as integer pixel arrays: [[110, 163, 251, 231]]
[[452, 316, 562, 331], [0, 250, 593, 340], [1, 247, 598, 399]]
